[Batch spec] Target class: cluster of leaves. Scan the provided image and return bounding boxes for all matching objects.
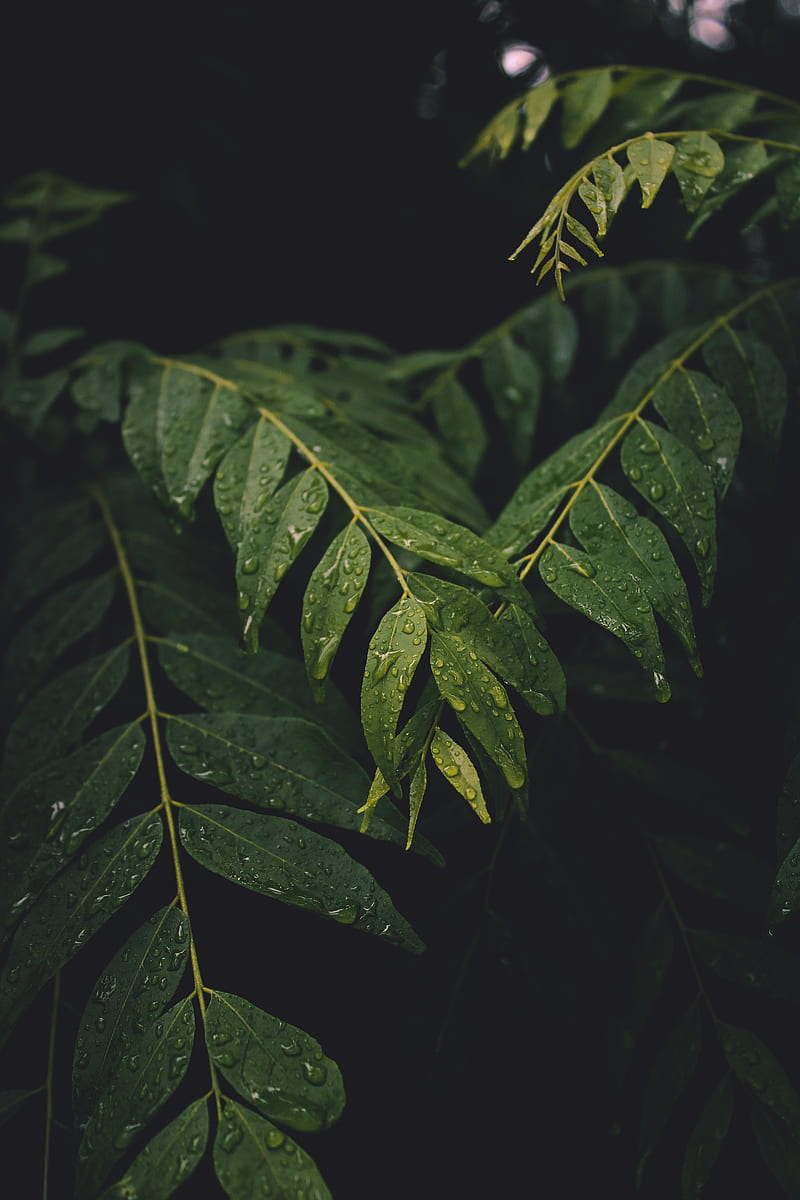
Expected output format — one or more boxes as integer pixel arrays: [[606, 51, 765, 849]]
[[3, 62, 800, 1198], [464, 65, 800, 296]]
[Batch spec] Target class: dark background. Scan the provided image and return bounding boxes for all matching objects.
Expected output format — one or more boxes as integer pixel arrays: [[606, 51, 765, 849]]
[[3, 2, 800, 1197]]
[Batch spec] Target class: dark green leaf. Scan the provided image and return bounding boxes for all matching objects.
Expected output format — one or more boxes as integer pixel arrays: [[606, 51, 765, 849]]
[[98, 1099, 208, 1200], [431, 378, 487, 480], [73, 906, 191, 1126], [771, 835, 800, 931], [627, 137, 675, 208], [681, 1076, 735, 1200], [652, 367, 742, 500], [486, 418, 623, 557], [777, 751, 800, 863], [301, 522, 371, 696], [702, 327, 788, 448], [570, 482, 699, 670], [582, 275, 638, 360], [687, 142, 769, 238], [178, 803, 424, 953], [672, 134, 725, 213], [237, 468, 329, 652], [621, 419, 717, 606], [751, 1100, 800, 1196], [429, 628, 527, 790], [76, 998, 195, 1197], [157, 632, 360, 752], [776, 158, 800, 227], [521, 77, 558, 148], [497, 602, 567, 715], [71, 359, 124, 427], [214, 1099, 332, 1200], [122, 368, 167, 503], [561, 69, 613, 148], [0, 498, 104, 619], [0, 722, 146, 936], [2, 370, 69, 432], [0, 1089, 40, 1128], [692, 930, 800, 1003], [0, 813, 163, 1046], [213, 416, 291, 551], [21, 327, 83, 356], [481, 335, 542, 466], [206, 990, 345, 1130], [626, 905, 674, 1049], [637, 267, 690, 332], [720, 1023, 800, 1131], [518, 295, 579, 384], [636, 1001, 702, 1188], [25, 253, 67, 285], [671, 90, 757, 131], [601, 327, 704, 423], [0, 645, 130, 791], [539, 541, 670, 700], [656, 836, 772, 912], [360, 595, 428, 792], [608, 73, 683, 137]]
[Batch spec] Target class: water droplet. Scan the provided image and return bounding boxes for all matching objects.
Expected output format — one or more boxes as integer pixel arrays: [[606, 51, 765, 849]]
[[649, 482, 665, 501], [402, 620, 415, 635], [695, 432, 715, 451], [695, 537, 709, 558], [448, 695, 466, 712], [627, 466, 642, 481], [302, 1061, 328, 1085], [238, 593, 251, 611], [241, 556, 259, 575], [444, 764, 458, 778]]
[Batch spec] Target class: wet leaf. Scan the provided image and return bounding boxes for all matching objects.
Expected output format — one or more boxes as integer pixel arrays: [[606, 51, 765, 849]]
[[72, 906, 191, 1126], [0, 813, 163, 1047], [652, 367, 742, 500], [702, 327, 788, 448], [719, 1023, 800, 1131], [518, 294, 579, 384], [691, 931, 800, 1003], [656, 836, 772, 912], [236, 468, 329, 652], [482, 335, 542, 465], [570, 482, 699, 671], [636, 1001, 703, 1188], [429, 628, 527, 790], [672, 133, 725, 213], [681, 1075, 735, 1199], [405, 755, 428, 849], [98, 1099, 208, 1200], [178, 804, 424, 953], [430, 728, 490, 824], [431, 378, 487, 480], [583, 274, 638, 360], [627, 136, 675, 208], [205, 990, 344, 1131], [687, 141, 769, 238], [214, 1099, 332, 1200], [539, 541, 670, 700], [360, 595, 428, 793], [301, 522, 371, 697], [76, 998, 195, 1197], [621, 419, 717, 606], [212, 416, 291, 551]]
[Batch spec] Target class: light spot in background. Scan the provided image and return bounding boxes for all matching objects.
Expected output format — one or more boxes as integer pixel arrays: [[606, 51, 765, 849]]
[[779, 0, 800, 15], [691, 0, 740, 48], [478, 1, 505, 22], [499, 41, 549, 81]]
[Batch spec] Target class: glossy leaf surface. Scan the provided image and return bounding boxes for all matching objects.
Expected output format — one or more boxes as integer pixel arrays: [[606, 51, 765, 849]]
[[214, 1100, 332, 1200], [98, 1099, 208, 1200], [301, 522, 371, 696]]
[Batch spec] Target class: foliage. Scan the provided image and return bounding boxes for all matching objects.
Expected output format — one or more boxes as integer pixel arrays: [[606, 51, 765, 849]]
[[2, 66, 800, 1197]]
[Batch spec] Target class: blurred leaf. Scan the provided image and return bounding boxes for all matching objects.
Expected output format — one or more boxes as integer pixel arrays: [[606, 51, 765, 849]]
[[692, 930, 800, 1002], [481, 335, 542, 466], [751, 1099, 800, 1197], [719, 1023, 800, 1131], [636, 1001, 702, 1188], [656, 836, 771, 912], [681, 1075, 735, 1199], [582, 275, 638, 359], [702, 328, 787, 449], [21, 327, 83, 356], [431, 378, 487, 480], [561, 69, 613, 148]]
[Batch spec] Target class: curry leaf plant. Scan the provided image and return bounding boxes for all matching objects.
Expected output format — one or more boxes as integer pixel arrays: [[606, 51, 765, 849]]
[[2, 59, 800, 1199]]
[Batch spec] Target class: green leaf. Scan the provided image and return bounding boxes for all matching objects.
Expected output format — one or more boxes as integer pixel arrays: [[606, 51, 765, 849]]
[[71, 359, 124, 428], [521, 77, 558, 148], [481, 335, 542, 466], [486, 418, 623, 557], [719, 1023, 800, 1131], [5, 172, 129, 211], [691, 931, 800, 1003], [582, 275, 638, 359], [539, 541, 670, 700], [405, 755, 427, 849], [561, 68, 613, 148], [627, 137, 675, 208], [72, 907, 191, 1126], [178, 803, 424, 953], [430, 728, 490, 824], [751, 1100, 800, 1196], [626, 905, 674, 1049], [0, 645, 130, 791], [687, 141, 769, 238], [638, 266, 690, 332], [166, 711, 413, 850], [621, 419, 717, 607], [593, 155, 627, 221], [214, 1099, 332, 1200], [497, 602, 567, 715], [365, 505, 520, 594], [0, 1089, 40, 1128], [206, 990, 344, 1131], [98, 1099, 208, 1200], [652, 367, 742, 500], [157, 632, 360, 752], [76, 997, 195, 1197], [360, 595, 428, 792], [122, 368, 167, 503], [21, 327, 84, 356], [672, 89, 757, 131], [0, 813, 163, 1046], [301, 522, 371, 696], [655, 836, 772, 912], [681, 1076, 735, 1200], [636, 1001, 702, 1188], [0, 722, 146, 936], [213, 416, 291, 550], [518, 295, 579, 385], [702, 327, 788, 448], [431, 378, 487, 480], [601, 327, 704, 422], [770, 835, 800, 931], [608, 73, 684, 137], [578, 178, 609, 238], [777, 751, 800, 864], [25, 252, 67, 285], [570, 482, 699, 671], [2, 370, 69, 433], [2, 571, 116, 709], [237, 468, 329, 652], [776, 158, 800, 227], [429, 628, 527, 790], [0, 498, 104, 619], [672, 133, 725, 213]]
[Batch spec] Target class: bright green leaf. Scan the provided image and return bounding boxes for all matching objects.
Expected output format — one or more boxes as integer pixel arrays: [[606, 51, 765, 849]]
[[627, 136, 675, 208], [522, 77, 558, 148], [213, 416, 291, 551], [561, 69, 613, 148], [301, 522, 371, 696], [672, 133, 725, 213], [430, 728, 490, 824]]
